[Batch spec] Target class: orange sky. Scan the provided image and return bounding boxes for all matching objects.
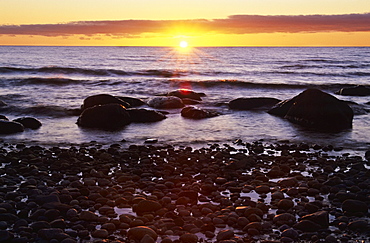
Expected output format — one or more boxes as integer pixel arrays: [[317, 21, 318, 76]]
[[0, 0, 369, 46]]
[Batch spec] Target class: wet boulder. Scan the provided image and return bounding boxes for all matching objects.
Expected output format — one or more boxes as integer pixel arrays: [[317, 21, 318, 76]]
[[77, 104, 131, 130], [13, 117, 42, 129], [127, 108, 166, 122], [181, 106, 219, 119], [269, 89, 353, 131], [81, 94, 131, 110], [335, 85, 370, 96], [0, 120, 24, 134], [229, 97, 281, 110], [115, 96, 145, 107], [148, 96, 184, 109], [167, 89, 205, 101], [0, 115, 8, 120], [268, 98, 296, 117]]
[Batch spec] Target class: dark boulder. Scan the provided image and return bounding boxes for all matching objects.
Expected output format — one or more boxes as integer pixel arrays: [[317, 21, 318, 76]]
[[167, 89, 205, 101], [268, 98, 296, 117], [148, 96, 184, 109], [342, 199, 368, 214], [115, 96, 145, 107], [0, 120, 24, 134], [0, 115, 8, 120], [127, 109, 166, 122], [229, 97, 281, 110], [182, 98, 201, 105], [81, 94, 131, 110], [301, 211, 329, 228], [335, 85, 370, 96], [181, 106, 219, 119], [269, 89, 353, 131], [293, 220, 322, 232], [13, 117, 42, 129], [77, 104, 131, 130]]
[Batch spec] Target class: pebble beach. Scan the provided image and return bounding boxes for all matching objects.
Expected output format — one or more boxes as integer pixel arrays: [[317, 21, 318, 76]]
[[1, 140, 369, 243]]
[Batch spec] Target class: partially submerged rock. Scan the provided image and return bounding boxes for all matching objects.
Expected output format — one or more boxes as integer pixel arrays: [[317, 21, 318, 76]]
[[0, 120, 24, 134], [77, 103, 131, 130], [268, 89, 353, 131], [148, 96, 184, 109], [181, 106, 219, 119], [82, 94, 131, 110], [13, 117, 42, 129], [167, 89, 205, 101], [229, 97, 281, 110], [335, 85, 370, 96], [116, 96, 146, 107], [127, 108, 166, 122]]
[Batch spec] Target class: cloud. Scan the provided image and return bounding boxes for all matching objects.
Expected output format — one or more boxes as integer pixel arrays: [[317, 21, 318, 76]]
[[0, 13, 369, 37]]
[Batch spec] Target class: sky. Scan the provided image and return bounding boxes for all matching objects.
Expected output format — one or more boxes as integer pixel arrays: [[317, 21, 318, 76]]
[[0, 0, 369, 46]]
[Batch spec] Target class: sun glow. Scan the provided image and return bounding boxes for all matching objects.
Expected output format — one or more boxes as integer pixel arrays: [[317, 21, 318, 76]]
[[179, 41, 188, 48]]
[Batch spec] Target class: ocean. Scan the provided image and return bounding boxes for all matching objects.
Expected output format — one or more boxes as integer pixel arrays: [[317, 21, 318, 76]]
[[0, 46, 369, 153]]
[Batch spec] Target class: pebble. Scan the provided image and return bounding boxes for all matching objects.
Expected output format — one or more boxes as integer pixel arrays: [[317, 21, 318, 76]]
[[0, 142, 368, 243]]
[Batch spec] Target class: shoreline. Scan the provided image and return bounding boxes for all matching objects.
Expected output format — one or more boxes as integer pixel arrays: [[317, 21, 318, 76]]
[[0, 141, 369, 242]]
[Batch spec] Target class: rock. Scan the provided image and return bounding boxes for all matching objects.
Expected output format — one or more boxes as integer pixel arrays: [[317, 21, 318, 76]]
[[278, 177, 298, 187], [127, 226, 158, 241], [273, 213, 296, 226], [216, 229, 234, 241], [181, 106, 219, 119], [293, 220, 322, 232], [347, 220, 368, 231], [38, 228, 64, 240], [342, 199, 368, 214], [13, 117, 42, 129], [79, 211, 99, 221], [81, 94, 131, 110], [92, 229, 109, 238], [0, 120, 24, 134], [140, 234, 156, 243], [268, 98, 296, 117], [229, 97, 281, 110], [0, 115, 8, 120], [167, 89, 204, 101], [0, 230, 13, 242], [127, 108, 166, 122], [335, 85, 370, 96], [281, 228, 299, 240], [30, 221, 51, 232], [134, 200, 162, 214], [179, 233, 198, 243], [278, 89, 353, 131], [182, 98, 201, 105], [277, 199, 294, 210], [77, 103, 131, 130], [301, 211, 329, 228], [115, 96, 146, 107], [147, 96, 184, 109]]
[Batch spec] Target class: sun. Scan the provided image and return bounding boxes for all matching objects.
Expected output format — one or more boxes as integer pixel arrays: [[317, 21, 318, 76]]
[[179, 41, 188, 48]]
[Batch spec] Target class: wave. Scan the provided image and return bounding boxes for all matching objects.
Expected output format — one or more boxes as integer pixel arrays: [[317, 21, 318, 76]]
[[0, 104, 80, 118], [173, 79, 369, 90], [0, 66, 188, 78], [22, 77, 82, 86]]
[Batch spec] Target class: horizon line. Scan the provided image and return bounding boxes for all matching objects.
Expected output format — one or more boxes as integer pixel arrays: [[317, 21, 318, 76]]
[[1, 44, 370, 48]]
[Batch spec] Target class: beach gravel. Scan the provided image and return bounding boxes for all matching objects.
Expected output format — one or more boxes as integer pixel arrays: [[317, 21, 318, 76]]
[[0, 141, 369, 242]]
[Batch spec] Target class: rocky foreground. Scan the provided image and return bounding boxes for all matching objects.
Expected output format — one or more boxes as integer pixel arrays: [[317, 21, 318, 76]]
[[0, 141, 369, 243]]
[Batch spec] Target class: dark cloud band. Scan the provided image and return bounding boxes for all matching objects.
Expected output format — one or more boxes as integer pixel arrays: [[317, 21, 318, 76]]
[[1, 13, 369, 37]]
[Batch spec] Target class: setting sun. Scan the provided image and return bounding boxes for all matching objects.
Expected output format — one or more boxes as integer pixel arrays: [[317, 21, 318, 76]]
[[179, 41, 188, 48]]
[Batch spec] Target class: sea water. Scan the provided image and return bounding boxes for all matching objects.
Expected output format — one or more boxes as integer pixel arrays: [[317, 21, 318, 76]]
[[0, 46, 369, 152]]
